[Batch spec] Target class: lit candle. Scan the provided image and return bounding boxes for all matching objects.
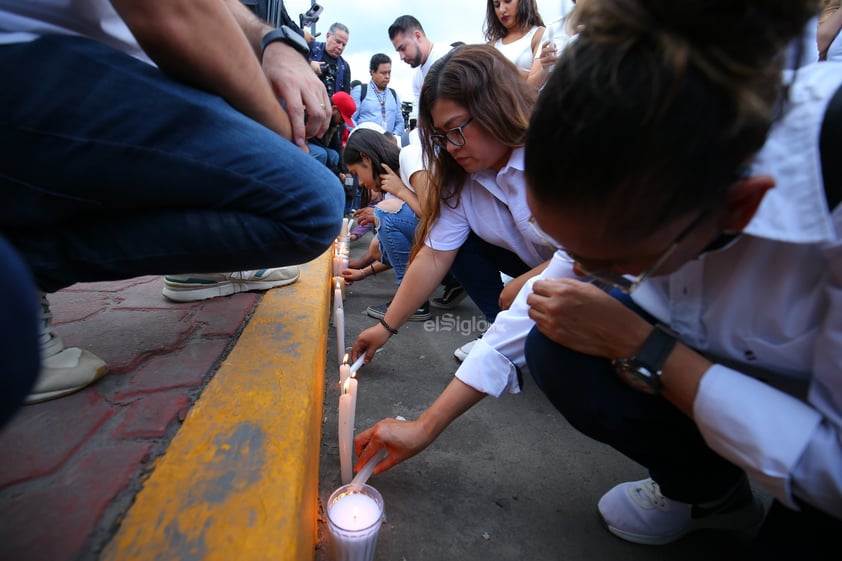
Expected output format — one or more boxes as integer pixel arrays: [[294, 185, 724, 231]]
[[326, 483, 384, 561], [339, 217, 350, 239], [335, 276, 345, 300], [338, 376, 358, 484], [333, 254, 343, 277], [340, 354, 351, 386]]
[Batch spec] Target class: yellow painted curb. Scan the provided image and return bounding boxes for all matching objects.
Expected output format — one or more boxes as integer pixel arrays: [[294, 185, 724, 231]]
[[101, 251, 331, 561]]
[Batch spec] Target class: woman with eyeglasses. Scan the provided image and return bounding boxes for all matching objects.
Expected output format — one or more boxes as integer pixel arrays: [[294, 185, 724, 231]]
[[356, 0, 842, 556], [350, 44, 555, 360]]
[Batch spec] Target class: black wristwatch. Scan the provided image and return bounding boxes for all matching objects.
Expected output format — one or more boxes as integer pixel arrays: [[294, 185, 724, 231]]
[[612, 324, 678, 395], [260, 25, 310, 59]]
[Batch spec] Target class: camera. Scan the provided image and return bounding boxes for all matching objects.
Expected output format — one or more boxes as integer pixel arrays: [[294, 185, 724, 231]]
[[300, 2, 323, 28], [400, 101, 413, 130], [320, 62, 338, 95]]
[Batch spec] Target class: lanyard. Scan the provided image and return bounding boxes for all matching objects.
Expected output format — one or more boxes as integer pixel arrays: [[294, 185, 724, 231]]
[[371, 81, 388, 126]]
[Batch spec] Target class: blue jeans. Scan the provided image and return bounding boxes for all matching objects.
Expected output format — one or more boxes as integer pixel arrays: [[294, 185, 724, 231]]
[[523, 292, 747, 504], [374, 201, 418, 285], [0, 35, 344, 292], [0, 235, 40, 429], [449, 231, 531, 322]]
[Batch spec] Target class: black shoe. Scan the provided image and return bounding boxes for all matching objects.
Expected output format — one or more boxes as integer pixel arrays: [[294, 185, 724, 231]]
[[366, 300, 431, 321], [430, 283, 467, 309]]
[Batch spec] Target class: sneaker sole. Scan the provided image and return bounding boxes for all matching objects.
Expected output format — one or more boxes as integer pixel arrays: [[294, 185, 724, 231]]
[[599, 495, 766, 546], [25, 363, 109, 404], [162, 275, 299, 302], [430, 291, 468, 310]]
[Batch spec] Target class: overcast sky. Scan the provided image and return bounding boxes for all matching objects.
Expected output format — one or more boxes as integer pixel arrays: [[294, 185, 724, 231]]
[[285, 0, 575, 106]]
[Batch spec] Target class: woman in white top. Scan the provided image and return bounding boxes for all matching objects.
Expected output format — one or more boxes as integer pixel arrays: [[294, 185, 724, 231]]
[[351, 45, 555, 363], [484, 0, 548, 90]]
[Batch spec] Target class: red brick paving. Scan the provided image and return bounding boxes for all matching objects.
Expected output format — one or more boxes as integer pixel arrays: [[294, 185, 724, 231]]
[[0, 276, 259, 561]]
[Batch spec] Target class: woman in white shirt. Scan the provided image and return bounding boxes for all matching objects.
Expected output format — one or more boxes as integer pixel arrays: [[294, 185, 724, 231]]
[[484, 0, 548, 90], [356, 0, 841, 557], [351, 45, 554, 363]]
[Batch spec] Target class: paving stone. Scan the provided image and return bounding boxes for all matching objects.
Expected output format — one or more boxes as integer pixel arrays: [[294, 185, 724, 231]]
[[111, 391, 192, 440], [193, 292, 258, 336], [0, 440, 152, 561], [0, 391, 117, 488], [109, 339, 230, 401]]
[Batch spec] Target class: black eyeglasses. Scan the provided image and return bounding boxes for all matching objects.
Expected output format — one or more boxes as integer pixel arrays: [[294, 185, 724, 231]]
[[528, 211, 708, 294], [430, 117, 473, 148]]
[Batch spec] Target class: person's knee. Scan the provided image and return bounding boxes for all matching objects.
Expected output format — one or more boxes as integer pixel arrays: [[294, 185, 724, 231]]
[[375, 198, 404, 213]]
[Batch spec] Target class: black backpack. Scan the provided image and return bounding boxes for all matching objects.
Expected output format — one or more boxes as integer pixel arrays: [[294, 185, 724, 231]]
[[359, 84, 398, 107]]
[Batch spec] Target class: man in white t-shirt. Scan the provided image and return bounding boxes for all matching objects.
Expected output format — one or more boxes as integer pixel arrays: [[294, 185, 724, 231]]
[[388, 15, 453, 112]]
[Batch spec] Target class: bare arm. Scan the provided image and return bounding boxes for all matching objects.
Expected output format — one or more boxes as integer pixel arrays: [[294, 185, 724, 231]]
[[354, 377, 487, 475], [111, 0, 292, 139], [379, 163, 424, 216], [818, 7, 842, 58], [526, 27, 551, 90]]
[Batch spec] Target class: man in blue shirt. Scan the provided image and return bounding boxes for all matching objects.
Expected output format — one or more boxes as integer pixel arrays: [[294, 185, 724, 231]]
[[350, 53, 405, 136], [309, 22, 351, 96]]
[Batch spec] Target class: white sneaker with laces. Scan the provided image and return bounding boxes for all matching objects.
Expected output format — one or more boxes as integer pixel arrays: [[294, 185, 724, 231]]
[[597, 477, 765, 545], [454, 338, 479, 362], [26, 293, 108, 404], [161, 267, 300, 302]]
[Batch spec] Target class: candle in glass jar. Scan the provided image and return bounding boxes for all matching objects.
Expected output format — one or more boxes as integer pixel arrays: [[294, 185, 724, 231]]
[[327, 483, 384, 561]]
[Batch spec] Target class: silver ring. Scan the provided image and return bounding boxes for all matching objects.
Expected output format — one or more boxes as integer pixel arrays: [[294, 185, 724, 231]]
[[320, 103, 326, 109]]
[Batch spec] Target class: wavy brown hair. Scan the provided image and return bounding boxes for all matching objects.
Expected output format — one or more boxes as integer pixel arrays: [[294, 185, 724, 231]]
[[525, 0, 820, 238], [483, 0, 546, 43], [413, 45, 537, 258]]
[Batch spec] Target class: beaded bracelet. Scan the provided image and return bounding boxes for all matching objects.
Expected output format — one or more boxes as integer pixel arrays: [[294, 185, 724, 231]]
[[379, 317, 399, 336], [369, 264, 376, 277]]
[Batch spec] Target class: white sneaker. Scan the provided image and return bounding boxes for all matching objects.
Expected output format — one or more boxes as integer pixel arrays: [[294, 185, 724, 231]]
[[162, 267, 300, 302], [454, 338, 479, 362], [26, 293, 108, 404], [598, 477, 765, 545]]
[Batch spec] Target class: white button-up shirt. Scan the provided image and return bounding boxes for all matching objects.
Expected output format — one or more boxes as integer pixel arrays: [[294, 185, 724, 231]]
[[457, 62, 842, 519], [425, 147, 555, 268]]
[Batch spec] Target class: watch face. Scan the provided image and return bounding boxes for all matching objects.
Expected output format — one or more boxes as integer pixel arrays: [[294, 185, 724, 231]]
[[614, 360, 661, 395]]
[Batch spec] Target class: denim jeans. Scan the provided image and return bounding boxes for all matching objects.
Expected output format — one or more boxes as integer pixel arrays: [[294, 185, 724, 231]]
[[0, 235, 39, 429], [0, 35, 344, 292], [523, 292, 747, 504], [449, 231, 531, 322], [374, 201, 418, 285]]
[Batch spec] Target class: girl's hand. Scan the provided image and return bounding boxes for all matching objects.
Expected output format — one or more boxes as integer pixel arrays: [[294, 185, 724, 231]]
[[379, 163, 405, 198], [353, 206, 375, 227], [341, 267, 366, 285]]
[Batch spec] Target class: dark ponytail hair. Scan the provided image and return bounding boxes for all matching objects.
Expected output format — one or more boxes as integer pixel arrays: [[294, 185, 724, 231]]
[[525, 0, 820, 236]]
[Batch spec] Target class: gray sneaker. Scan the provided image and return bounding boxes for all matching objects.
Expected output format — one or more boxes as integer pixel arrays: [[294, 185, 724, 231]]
[[162, 267, 300, 302]]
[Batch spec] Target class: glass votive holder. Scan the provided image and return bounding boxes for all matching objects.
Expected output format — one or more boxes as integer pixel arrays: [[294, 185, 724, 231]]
[[326, 483, 384, 561]]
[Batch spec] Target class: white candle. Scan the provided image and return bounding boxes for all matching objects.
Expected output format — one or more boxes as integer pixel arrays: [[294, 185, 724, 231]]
[[327, 484, 384, 561], [335, 276, 345, 300], [338, 376, 358, 484], [339, 357, 351, 386], [339, 217, 350, 239], [349, 354, 365, 376], [333, 254, 343, 277], [334, 304, 345, 367]]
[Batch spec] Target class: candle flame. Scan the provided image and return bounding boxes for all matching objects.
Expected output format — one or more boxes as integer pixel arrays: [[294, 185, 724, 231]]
[[342, 377, 351, 394], [352, 506, 360, 519], [335, 278, 342, 290], [343, 353, 349, 365]]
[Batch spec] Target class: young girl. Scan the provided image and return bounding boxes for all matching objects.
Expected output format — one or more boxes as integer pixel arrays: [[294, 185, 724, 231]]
[[351, 45, 555, 363], [341, 129, 431, 320], [484, 0, 547, 90]]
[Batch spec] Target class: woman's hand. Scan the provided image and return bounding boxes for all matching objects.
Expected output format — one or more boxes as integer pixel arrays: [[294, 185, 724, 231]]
[[354, 418, 433, 476], [341, 267, 366, 285], [379, 163, 407, 198], [537, 39, 559, 71], [352, 323, 392, 364], [526, 278, 650, 359], [353, 206, 376, 227]]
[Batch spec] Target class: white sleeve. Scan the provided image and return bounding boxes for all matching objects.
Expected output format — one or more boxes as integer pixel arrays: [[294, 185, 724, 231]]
[[455, 252, 578, 396]]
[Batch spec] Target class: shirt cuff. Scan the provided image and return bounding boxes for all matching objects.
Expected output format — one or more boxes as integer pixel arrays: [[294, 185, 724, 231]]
[[694, 364, 822, 508], [455, 338, 521, 397]]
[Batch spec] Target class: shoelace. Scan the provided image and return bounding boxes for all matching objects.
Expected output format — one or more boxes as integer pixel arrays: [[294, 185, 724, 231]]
[[633, 479, 668, 509], [39, 293, 56, 347]]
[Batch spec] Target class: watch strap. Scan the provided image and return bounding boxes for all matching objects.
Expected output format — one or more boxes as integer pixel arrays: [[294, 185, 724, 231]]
[[261, 25, 310, 58], [613, 324, 678, 394]]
